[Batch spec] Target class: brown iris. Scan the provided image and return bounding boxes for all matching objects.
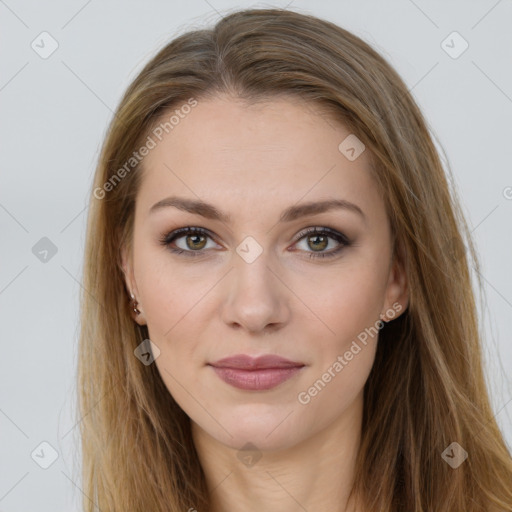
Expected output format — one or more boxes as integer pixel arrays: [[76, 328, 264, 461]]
[[186, 233, 207, 250], [308, 234, 328, 252]]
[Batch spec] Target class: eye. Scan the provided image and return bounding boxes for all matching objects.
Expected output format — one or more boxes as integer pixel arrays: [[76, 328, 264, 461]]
[[159, 227, 219, 257], [292, 226, 351, 259]]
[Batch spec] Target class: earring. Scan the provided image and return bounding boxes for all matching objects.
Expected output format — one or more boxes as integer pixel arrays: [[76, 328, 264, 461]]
[[130, 292, 141, 315]]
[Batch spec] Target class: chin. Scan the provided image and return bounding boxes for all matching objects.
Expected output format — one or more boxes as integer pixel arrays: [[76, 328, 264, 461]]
[[204, 406, 305, 452]]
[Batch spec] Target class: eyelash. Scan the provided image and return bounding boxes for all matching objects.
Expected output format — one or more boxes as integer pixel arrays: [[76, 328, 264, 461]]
[[159, 226, 351, 260]]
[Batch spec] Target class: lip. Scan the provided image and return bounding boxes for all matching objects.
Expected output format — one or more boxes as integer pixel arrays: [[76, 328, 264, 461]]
[[208, 354, 305, 391], [210, 354, 304, 370]]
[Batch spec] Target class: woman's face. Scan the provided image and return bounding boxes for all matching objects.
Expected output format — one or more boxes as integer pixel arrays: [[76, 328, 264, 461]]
[[122, 95, 407, 452]]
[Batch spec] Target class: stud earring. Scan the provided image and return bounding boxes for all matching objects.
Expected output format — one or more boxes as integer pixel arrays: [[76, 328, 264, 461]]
[[130, 292, 141, 315]]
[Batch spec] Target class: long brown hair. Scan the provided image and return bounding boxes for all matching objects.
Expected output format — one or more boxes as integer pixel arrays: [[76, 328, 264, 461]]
[[77, 7, 512, 511]]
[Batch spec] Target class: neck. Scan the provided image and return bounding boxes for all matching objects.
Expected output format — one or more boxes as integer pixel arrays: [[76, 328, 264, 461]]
[[191, 391, 363, 512]]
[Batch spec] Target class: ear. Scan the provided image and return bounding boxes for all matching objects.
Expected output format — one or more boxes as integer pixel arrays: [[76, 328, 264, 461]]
[[381, 237, 409, 322], [120, 243, 147, 326]]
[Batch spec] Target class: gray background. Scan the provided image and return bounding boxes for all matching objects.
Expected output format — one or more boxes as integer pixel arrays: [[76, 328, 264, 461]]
[[1, 0, 511, 510]]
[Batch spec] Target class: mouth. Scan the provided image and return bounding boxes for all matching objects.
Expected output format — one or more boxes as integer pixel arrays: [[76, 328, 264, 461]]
[[208, 354, 305, 391]]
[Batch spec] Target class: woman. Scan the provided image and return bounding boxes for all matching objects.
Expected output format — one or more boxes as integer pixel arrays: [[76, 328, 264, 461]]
[[77, 7, 512, 511]]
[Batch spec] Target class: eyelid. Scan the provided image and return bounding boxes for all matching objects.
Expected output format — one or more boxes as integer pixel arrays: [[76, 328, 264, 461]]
[[292, 226, 350, 245]]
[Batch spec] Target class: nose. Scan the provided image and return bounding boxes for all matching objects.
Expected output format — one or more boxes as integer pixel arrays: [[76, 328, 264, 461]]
[[220, 247, 291, 335]]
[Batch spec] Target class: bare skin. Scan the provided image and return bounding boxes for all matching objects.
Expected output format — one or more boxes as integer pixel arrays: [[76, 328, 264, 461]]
[[122, 95, 409, 512]]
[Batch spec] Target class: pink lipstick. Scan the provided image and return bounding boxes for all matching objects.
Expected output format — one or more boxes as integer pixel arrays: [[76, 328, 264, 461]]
[[208, 354, 305, 391]]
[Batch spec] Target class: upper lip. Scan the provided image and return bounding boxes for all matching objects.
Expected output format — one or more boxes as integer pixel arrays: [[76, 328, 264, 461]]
[[209, 354, 305, 370]]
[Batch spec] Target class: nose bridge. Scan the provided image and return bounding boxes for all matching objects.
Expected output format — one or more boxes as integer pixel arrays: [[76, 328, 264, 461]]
[[235, 239, 272, 287], [233, 235, 278, 299], [221, 235, 289, 332]]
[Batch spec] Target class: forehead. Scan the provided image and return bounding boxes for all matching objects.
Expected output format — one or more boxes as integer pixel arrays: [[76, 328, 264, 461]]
[[137, 95, 384, 224]]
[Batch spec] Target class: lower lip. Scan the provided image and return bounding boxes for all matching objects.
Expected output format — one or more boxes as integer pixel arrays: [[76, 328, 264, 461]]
[[210, 366, 303, 390]]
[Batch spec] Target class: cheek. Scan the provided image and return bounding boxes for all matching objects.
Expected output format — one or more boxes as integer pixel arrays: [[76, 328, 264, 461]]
[[140, 271, 207, 406], [134, 250, 216, 371], [297, 261, 387, 352], [294, 270, 383, 416], [135, 248, 204, 332]]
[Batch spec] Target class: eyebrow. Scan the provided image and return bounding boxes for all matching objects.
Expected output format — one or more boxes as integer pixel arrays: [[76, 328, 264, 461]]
[[149, 196, 367, 224]]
